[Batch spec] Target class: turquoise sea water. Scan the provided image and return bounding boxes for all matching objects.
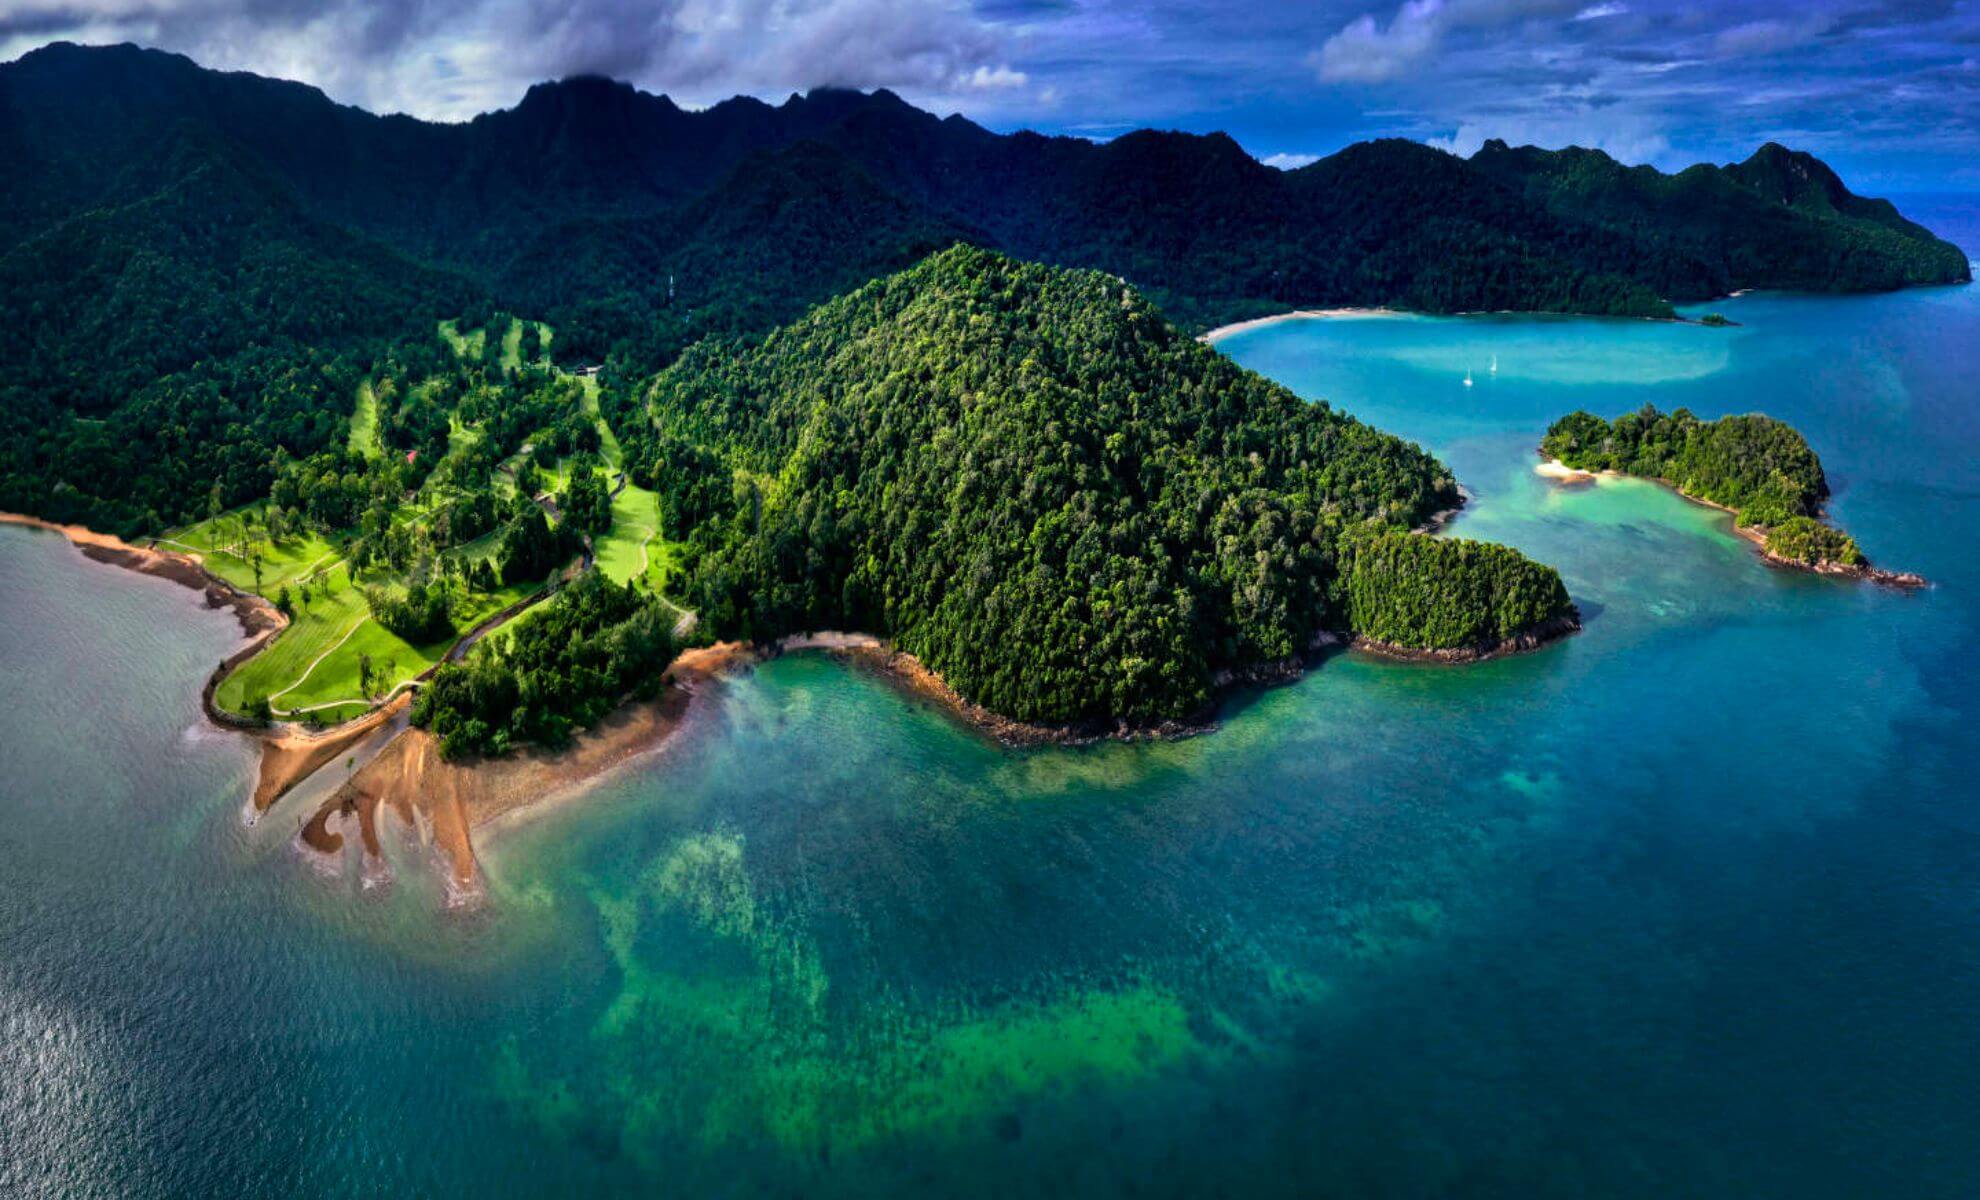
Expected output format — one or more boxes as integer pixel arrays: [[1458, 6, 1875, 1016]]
[[4, 278, 1979, 1197]]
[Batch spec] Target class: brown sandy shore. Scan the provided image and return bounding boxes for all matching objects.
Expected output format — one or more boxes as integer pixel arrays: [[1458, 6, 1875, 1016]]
[[301, 643, 754, 903], [1531, 457, 1929, 589]]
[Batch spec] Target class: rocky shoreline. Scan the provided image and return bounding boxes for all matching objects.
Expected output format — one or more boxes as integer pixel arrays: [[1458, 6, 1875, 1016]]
[[1350, 612, 1584, 664]]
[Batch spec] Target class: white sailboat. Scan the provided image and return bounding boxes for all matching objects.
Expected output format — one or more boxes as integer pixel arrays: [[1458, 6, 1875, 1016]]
[[1462, 368, 1474, 387], [1490, 354, 1498, 375]]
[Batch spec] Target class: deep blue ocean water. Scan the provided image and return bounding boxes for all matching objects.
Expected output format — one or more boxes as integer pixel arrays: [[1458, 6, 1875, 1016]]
[[3, 264, 1978, 1196]]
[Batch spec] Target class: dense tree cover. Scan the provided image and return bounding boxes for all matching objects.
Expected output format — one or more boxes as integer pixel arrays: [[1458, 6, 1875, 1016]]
[[409, 571, 677, 758], [0, 112, 478, 533], [1765, 516, 1864, 567], [497, 502, 578, 584], [365, 580, 455, 644], [646, 247, 1575, 724], [622, 430, 736, 540], [1472, 140, 1971, 297], [1340, 530, 1575, 650], [1542, 405, 1874, 567], [1, 45, 1962, 533], [1541, 406, 1827, 527], [558, 454, 614, 536]]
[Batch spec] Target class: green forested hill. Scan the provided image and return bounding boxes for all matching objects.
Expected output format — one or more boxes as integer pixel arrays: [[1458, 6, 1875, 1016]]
[[637, 248, 1570, 724]]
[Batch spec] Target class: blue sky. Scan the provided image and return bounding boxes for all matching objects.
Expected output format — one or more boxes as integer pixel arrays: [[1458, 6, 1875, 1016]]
[[3, 0, 1976, 191]]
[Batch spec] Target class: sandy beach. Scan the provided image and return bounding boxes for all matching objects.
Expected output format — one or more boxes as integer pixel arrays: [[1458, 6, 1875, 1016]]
[[300, 641, 757, 901], [1531, 457, 1926, 588], [1533, 458, 1602, 486], [1198, 307, 1405, 343]]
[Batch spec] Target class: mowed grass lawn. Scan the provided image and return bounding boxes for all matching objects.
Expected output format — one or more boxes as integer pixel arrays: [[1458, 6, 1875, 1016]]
[[579, 375, 624, 468], [216, 560, 543, 718], [160, 504, 340, 594], [215, 561, 368, 714], [349, 381, 382, 459], [594, 480, 683, 593], [439, 318, 485, 360]]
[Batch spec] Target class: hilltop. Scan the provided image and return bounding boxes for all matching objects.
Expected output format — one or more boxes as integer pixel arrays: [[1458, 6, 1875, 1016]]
[[631, 247, 1575, 728]]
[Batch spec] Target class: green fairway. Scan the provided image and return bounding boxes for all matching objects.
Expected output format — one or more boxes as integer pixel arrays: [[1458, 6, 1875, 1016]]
[[439, 318, 485, 360], [159, 504, 340, 594], [215, 557, 542, 718], [215, 561, 369, 714], [579, 374, 624, 468], [349, 381, 383, 459], [593, 479, 682, 592], [500, 318, 524, 371]]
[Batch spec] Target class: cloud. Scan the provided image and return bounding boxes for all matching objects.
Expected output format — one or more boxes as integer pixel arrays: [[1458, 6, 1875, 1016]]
[[1260, 151, 1321, 169], [1713, 16, 1837, 59], [1573, 2, 1624, 20], [1311, 0, 1446, 84], [1426, 113, 1669, 164], [1310, 0, 1585, 84], [0, 0, 1027, 118]]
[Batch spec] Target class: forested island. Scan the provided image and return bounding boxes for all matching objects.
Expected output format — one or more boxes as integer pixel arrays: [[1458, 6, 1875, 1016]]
[[1540, 406, 1925, 587]]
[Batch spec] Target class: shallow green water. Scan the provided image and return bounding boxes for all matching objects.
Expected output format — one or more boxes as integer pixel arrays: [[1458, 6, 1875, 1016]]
[[4, 281, 1979, 1197]]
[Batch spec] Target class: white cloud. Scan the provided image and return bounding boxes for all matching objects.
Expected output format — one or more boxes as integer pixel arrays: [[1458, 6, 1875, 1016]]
[[1310, 0, 1586, 85], [1713, 16, 1837, 59], [1573, 2, 1624, 20], [1260, 151, 1321, 170], [1312, 0, 1446, 84], [1426, 114, 1670, 165]]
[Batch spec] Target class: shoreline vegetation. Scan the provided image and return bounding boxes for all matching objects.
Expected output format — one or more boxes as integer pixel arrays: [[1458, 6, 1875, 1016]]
[[1536, 405, 1927, 589], [9, 508, 1579, 898]]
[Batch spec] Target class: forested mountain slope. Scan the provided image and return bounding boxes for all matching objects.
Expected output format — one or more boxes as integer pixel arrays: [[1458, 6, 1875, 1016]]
[[635, 247, 1573, 724], [3, 42, 1965, 354]]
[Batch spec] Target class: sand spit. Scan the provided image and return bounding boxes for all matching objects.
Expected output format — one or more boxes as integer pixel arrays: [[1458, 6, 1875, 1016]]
[[253, 693, 409, 812], [1199, 308, 1404, 343], [300, 642, 757, 901]]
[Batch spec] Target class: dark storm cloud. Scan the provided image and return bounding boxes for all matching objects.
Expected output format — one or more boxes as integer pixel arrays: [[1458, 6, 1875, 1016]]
[[0, 0, 1973, 186]]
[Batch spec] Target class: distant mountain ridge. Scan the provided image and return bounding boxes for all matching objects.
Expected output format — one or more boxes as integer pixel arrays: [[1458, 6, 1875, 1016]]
[[2, 41, 1966, 353]]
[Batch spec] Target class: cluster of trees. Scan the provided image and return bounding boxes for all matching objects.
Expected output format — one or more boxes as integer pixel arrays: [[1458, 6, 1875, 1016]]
[[557, 453, 614, 536], [1340, 530, 1575, 650], [650, 247, 1572, 724], [1542, 405, 1874, 568], [622, 431, 734, 540], [498, 504, 579, 584], [409, 571, 677, 758], [365, 580, 456, 644], [1542, 406, 1828, 527], [1764, 516, 1865, 567]]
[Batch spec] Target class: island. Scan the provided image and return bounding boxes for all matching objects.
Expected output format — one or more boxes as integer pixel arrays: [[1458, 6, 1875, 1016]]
[[1539, 406, 1926, 588]]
